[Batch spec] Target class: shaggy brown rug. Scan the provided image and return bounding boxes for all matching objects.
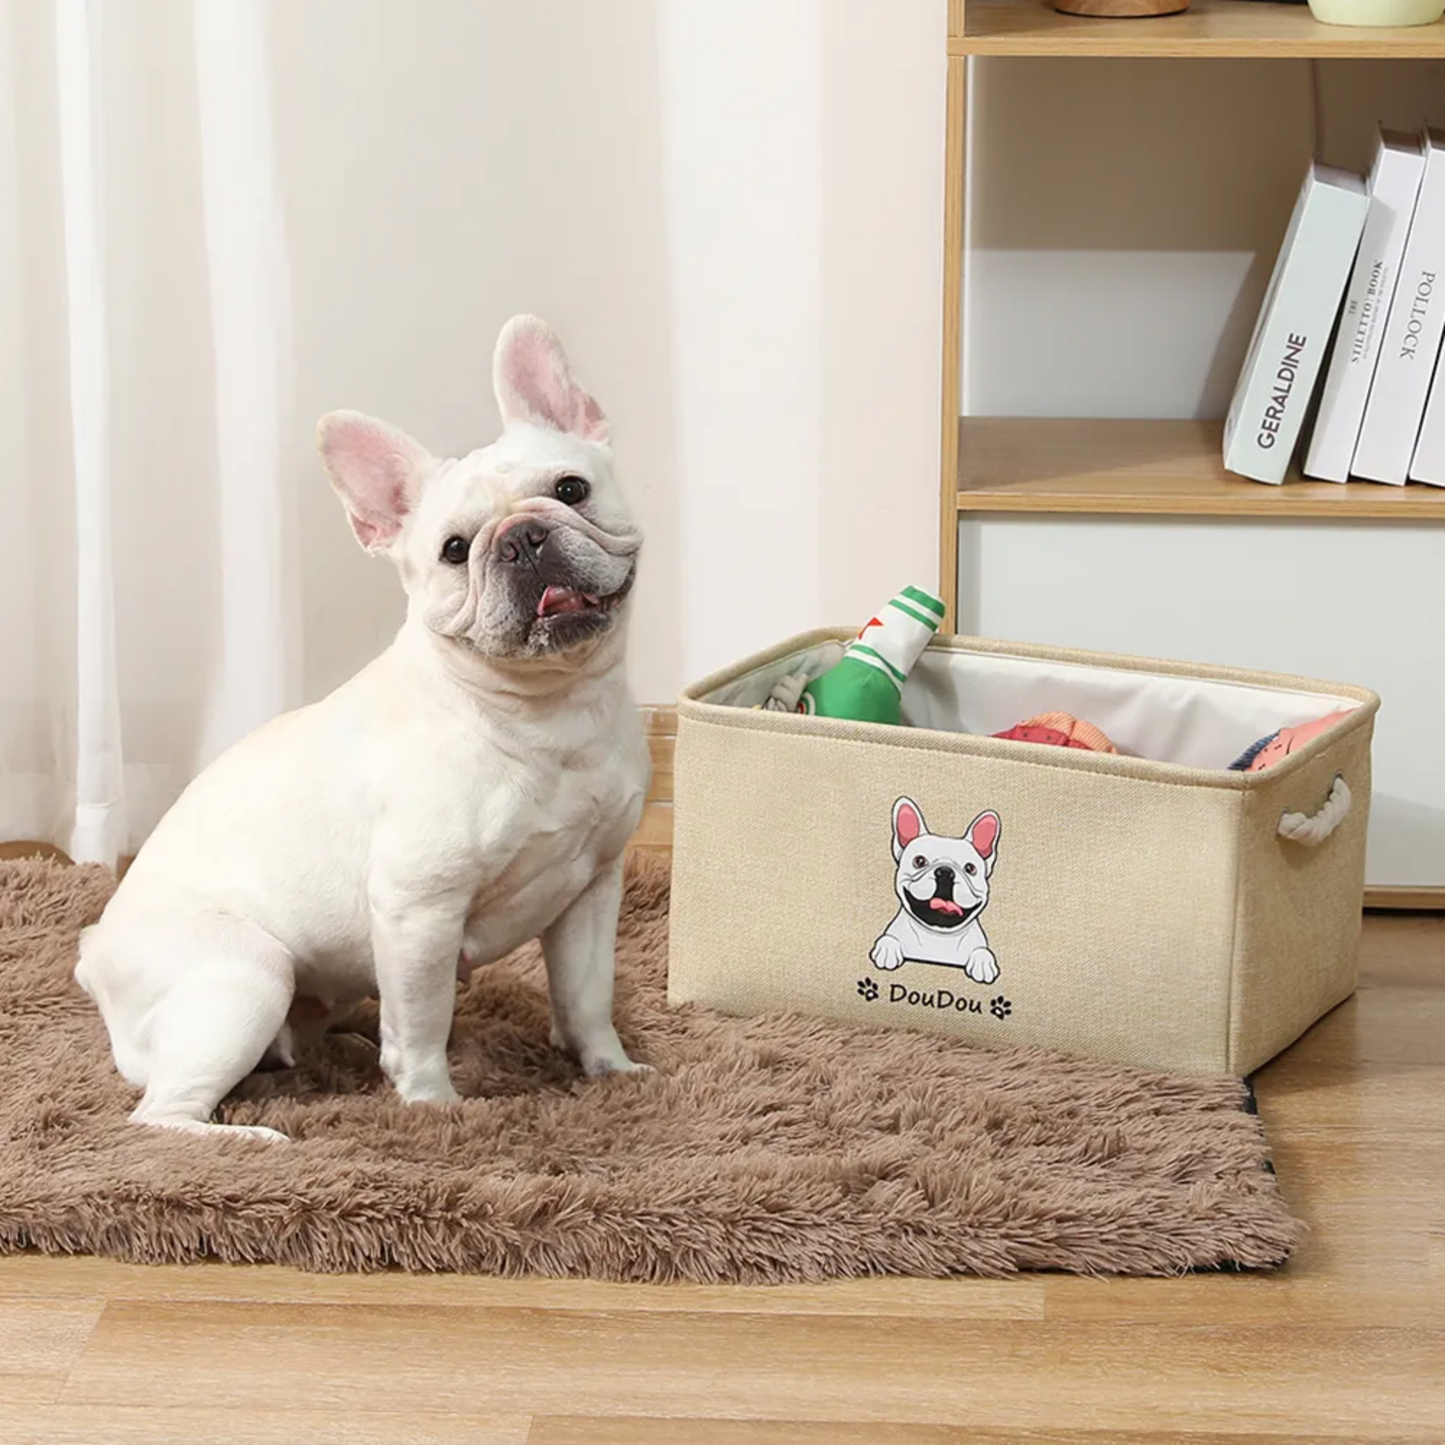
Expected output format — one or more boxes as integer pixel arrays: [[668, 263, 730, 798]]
[[0, 855, 1300, 1282]]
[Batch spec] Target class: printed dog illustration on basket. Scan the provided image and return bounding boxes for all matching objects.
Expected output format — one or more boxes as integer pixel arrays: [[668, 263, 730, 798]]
[[870, 796, 1002, 984]]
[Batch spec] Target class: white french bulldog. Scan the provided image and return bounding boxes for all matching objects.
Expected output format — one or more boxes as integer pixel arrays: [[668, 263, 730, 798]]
[[75, 316, 651, 1141], [870, 796, 1001, 984]]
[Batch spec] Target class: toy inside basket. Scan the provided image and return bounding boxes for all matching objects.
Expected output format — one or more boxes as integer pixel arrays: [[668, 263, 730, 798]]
[[699, 635, 1363, 774]]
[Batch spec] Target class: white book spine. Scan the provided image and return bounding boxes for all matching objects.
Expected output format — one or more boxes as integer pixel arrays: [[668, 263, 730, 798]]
[[1409, 352, 1445, 485], [1304, 136, 1425, 483], [1223, 166, 1368, 485], [1353, 132, 1445, 485]]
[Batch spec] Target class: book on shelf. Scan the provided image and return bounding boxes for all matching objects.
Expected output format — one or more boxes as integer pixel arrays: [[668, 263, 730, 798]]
[[1303, 131, 1426, 484], [1409, 346, 1445, 486], [1223, 161, 1368, 485], [1353, 129, 1445, 486]]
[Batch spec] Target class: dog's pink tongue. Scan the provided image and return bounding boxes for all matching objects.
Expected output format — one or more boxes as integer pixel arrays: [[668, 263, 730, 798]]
[[929, 899, 965, 916], [538, 586, 599, 617]]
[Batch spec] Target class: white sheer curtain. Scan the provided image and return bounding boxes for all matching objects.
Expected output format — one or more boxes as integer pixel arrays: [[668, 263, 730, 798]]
[[1, 0, 298, 864]]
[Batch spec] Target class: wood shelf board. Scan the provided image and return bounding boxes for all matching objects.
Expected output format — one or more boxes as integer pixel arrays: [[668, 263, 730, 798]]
[[952, 0, 1445, 57], [956, 418, 1445, 519], [1365, 885, 1445, 912]]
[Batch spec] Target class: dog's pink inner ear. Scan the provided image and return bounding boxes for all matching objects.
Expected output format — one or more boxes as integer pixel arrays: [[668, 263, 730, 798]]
[[895, 802, 923, 850], [318, 413, 431, 553], [494, 316, 610, 444], [969, 812, 1001, 860]]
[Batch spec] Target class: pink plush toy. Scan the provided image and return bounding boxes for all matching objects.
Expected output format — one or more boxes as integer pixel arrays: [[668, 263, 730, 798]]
[[1229, 709, 1352, 772]]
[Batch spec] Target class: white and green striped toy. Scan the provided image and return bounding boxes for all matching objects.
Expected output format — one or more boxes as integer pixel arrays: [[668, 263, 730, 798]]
[[798, 585, 945, 725]]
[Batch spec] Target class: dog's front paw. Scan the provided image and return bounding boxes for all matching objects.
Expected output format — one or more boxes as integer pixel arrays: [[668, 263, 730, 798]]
[[871, 935, 906, 971], [964, 947, 1000, 985], [577, 1035, 651, 1078], [381, 1041, 459, 1104], [386, 1057, 460, 1105], [555, 1022, 651, 1079]]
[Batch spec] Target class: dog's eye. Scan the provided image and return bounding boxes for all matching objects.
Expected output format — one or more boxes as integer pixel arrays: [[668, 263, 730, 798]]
[[555, 475, 590, 507], [912, 854, 927, 869], [965, 862, 977, 876], [440, 535, 470, 565]]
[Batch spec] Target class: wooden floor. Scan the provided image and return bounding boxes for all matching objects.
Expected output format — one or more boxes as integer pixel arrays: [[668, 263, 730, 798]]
[[1, 910, 1441, 1444]]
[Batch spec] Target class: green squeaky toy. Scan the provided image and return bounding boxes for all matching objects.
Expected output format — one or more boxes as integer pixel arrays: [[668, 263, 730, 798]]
[[798, 586, 945, 725]]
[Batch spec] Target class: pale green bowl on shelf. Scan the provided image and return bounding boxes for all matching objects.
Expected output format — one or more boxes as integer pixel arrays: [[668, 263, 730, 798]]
[[1308, 0, 1445, 25]]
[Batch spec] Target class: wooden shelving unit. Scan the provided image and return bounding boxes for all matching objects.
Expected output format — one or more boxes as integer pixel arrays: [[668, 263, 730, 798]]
[[938, 0, 1445, 633], [939, 0, 1445, 906]]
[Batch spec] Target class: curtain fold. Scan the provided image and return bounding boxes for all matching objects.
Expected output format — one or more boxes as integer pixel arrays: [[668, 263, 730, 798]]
[[193, 0, 300, 761], [4, 0, 297, 863], [55, 0, 123, 864]]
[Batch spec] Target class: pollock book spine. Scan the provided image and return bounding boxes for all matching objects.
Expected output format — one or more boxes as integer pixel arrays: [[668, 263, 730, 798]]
[[1354, 130, 1445, 486], [1223, 162, 1368, 485], [1304, 132, 1426, 483]]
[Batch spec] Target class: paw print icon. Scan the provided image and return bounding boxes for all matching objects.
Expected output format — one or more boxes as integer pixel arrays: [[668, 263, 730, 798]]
[[856, 978, 880, 1002], [990, 995, 1012, 1020]]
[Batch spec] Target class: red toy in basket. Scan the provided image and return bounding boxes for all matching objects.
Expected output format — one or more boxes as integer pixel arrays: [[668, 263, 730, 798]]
[[993, 711, 1118, 754]]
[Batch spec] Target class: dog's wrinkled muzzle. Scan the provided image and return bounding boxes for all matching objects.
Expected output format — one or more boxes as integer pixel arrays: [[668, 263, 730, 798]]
[[466, 506, 639, 660]]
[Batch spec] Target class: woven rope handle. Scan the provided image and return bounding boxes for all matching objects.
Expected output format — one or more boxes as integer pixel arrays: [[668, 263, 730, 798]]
[[1278, 775, 1351, 847]]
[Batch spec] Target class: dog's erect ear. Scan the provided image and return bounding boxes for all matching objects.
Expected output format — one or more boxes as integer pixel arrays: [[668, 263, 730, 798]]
[[967, 811, 1002, 874], [493, 314, 610, 444], [317, 411, 435, 554], [892, 797, 927, 861]]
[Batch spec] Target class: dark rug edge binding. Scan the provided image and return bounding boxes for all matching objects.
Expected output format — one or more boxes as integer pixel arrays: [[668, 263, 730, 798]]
[[1194, 1073, 1292, 1275]]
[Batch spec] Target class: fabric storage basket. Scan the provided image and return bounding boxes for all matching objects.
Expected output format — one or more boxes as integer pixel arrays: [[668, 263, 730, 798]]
[[668, 629, 1379, 1076]]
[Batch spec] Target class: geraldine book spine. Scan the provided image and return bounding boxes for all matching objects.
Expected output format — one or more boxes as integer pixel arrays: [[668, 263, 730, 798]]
[[1223, 162, 1368, 485]]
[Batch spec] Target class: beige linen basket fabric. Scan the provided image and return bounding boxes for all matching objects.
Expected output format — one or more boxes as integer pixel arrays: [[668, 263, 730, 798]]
[[668, 632, 1378, 1077]]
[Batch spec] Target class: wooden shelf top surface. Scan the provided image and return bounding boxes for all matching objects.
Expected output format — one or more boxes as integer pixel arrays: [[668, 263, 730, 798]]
[[956, 417, 1445, 519], [953, 0, 1445, 57]]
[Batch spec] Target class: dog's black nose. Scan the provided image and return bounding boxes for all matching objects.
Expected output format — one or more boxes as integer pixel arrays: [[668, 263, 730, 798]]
[[934, 866, 955, 885], [497, 523, 549, 565]]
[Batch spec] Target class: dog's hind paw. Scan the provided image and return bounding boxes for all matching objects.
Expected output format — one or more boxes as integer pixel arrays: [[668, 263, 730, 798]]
[[587, 1056, 653, 1079], [132, 1114, 289, 1144], [229, 1124, 290, 1143]]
